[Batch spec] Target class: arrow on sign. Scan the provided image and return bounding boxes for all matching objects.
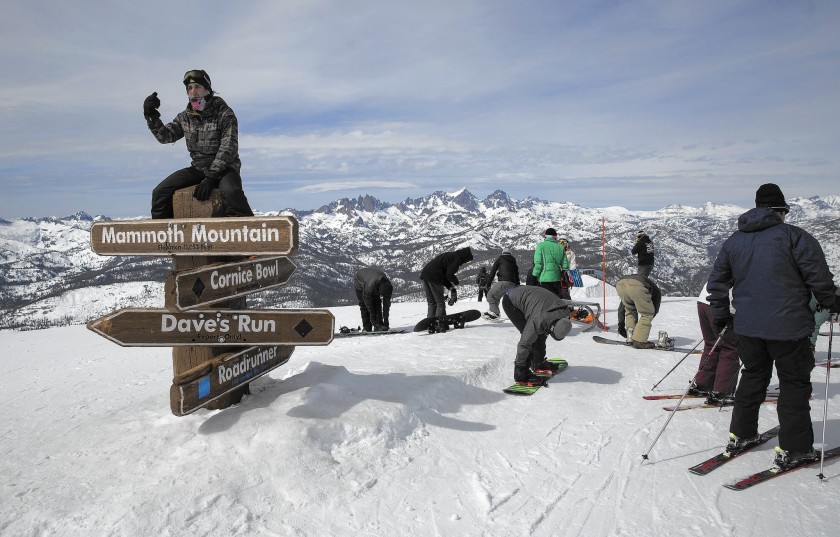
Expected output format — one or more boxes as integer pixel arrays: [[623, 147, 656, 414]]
[[173, 256, 297, 310], [87, 308, 334, 347], [90, 215, 298, 256]]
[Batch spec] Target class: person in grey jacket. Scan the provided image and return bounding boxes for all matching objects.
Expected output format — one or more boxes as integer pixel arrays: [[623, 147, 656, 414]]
[[707, 183, 839, 468], [143, 70, 253, 218], [354, 268, 393, 332], [502, 286, 572, 384]]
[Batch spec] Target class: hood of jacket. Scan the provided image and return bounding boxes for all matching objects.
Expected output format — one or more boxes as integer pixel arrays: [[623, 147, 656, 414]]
[[737, 207, 783, 233]]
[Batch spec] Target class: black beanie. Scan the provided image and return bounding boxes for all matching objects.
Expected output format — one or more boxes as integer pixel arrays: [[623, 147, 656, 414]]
[[544, 228, 557, 237], [183, 69, 212, 92], [755, 183, 788, 209]]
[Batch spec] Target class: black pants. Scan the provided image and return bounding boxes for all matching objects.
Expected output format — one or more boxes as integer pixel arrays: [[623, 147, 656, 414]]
[[730, 335, 815, 452], [539, 281, 560, 297], [151, 166, 254, 219], [421, 279, 447, 319], [502, 294, 546, 369], [355, 289, 389, 330]]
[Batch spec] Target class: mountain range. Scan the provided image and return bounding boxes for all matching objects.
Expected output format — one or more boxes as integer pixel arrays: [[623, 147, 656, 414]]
[[1, 188, 839, 330]]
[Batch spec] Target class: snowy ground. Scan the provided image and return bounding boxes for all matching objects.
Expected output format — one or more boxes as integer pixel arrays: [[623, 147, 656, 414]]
[[2, 289, 839, 536]]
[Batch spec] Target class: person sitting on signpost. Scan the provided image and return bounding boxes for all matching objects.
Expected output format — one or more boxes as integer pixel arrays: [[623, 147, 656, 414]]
[[143, 69, 254, 219]]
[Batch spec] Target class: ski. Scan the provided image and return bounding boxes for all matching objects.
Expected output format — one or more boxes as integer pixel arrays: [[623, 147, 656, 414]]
[[591, 335, 701, 354], [663, 396, 779, 412], [724, 446, 840, 490], [503, 358, 568, 396], [645, 391, 779, 401], [689, 426, 780, 476]]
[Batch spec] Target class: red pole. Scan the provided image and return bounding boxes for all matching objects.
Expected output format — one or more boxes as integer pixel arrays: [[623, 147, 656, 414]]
[[601, 216, 608, 331]]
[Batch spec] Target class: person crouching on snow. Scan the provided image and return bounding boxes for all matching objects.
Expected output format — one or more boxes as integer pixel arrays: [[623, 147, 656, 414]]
[[502, 286, 573, 384]]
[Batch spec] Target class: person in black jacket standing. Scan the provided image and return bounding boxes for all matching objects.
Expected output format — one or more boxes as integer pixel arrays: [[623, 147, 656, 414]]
[[354, 268, 393, 332], [476, 267, 491, 302], [484, 248, 520, 320], [419, 247, 473, 332], [707, 183, 839, 468], [632, 231, 654, 277]]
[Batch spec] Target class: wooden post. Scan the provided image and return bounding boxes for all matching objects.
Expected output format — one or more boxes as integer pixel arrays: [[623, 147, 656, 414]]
[[168, 187, 249, 410]]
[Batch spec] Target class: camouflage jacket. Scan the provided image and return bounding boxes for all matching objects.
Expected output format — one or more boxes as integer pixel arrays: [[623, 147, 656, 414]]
[[147, 96, 241, 179]]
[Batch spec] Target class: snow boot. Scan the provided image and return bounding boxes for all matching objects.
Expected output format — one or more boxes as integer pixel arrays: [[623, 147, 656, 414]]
[[705, 392, 735, 406]]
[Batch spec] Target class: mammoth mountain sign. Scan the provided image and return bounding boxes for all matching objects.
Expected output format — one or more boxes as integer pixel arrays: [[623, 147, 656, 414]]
[[89, 216, 298, 256]]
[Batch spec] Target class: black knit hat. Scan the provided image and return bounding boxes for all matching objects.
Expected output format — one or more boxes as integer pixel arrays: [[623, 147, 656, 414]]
[[544, 228, 557, 237], [755, 183, 789, 210], [183, 69, 212, 92]]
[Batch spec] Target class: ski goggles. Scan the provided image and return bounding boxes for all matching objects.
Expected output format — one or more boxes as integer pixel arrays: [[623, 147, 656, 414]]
[[183, 70, 211, 87]]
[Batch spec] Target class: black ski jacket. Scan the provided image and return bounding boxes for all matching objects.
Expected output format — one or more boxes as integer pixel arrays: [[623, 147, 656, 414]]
[[632, 235, 654, 266], [488, 253, 520, 285], [420, 247, 473, 289]]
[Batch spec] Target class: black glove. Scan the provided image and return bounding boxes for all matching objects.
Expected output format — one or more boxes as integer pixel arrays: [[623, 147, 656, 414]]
[[830, 294, 840, 314], [193, 176, 220, 201], [714, 315, 733, 333], [447, 288, 457, 306], [143, 92, 160, 120], [618, 325, 627, 338]]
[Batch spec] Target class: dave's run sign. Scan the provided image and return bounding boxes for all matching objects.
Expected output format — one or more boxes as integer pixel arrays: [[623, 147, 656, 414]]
[[87, 308, 334, 346], [89, 216, 298, 256], [173, 256, 297, 310]]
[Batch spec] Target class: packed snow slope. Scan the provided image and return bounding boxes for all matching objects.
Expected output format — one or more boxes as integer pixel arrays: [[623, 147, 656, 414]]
[[2, 288, 839, 536]]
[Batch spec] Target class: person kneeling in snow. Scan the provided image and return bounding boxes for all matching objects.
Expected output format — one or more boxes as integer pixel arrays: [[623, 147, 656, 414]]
[[615, 274, 662, 349], [502, 286, 573, 384], [354, 267, 393, 332]]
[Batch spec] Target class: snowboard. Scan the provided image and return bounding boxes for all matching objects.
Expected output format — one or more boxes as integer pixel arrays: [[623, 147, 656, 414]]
[[592, 335, 702, 354], [413, 309, 482, 333], [503, 358, 568, 395], [336, 327, 406, 338]]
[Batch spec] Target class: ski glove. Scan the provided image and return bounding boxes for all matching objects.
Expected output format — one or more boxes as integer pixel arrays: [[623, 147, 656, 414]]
[[713, 315, 733, 333], [143, 92, 161, 121], [193, 176, 220, 201], [618, 325, 627, 338], [447, 288, 457, 306]]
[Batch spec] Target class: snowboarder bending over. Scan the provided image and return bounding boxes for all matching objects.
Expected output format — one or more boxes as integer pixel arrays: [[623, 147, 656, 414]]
[[354, 268, 393, 332], [502, 286, 573, 384], [707, 183, 839, 468], [483, 248, 520, 320], [143, 69, 254, 219], [419, 247, 473, 333], [615, 274, 661, 349], [632, 231, 654, 277]]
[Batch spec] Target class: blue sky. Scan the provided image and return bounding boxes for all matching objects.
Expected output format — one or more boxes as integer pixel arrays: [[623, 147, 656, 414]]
[[2, 0, 839, 218]]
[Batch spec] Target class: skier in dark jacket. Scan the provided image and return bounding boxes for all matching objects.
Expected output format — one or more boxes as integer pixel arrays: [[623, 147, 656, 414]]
[[631, 231, 654, 277], [354, 268, 393, 332], [707, 183, 839, 468], [615, 274, 662, 349], [484, 248, 520, 320], [419, 247, 473, 332], [502, 286, 573, 383], [476, 267, 491, 302], [143, 70, 254, 219]]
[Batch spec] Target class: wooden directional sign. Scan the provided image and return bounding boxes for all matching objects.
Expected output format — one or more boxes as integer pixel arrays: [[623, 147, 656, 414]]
[[170, 345, 295, 416], [90, 215, 298, 256], [173, 256, 297, 310], [87, 308, 334, 346]]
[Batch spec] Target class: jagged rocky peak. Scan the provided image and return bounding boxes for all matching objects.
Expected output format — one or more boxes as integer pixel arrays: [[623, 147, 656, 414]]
[[483, 189, 515, 209], [448, 188, 481, 212], [316, 194, 391, 215]]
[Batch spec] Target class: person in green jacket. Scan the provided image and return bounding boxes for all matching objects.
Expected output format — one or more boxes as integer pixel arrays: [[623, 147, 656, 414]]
[[531, 228, 569, 298]]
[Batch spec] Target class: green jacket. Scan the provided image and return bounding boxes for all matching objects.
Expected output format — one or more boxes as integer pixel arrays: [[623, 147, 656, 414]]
[[532, 238, 569, 283]]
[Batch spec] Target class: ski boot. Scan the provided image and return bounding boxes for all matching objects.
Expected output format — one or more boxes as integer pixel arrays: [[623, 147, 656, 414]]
[[773, 446, 819, 470], [725, 432, 763, 456]]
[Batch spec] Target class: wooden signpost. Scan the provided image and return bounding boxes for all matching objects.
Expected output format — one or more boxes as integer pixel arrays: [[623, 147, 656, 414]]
[[90, 216, 298, 256], [87, 188, 332, 415], [169, 255, 297, 310], [87, 308, 334, 346]]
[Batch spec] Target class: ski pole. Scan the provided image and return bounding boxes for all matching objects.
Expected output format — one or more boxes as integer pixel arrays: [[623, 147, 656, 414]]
[[818, 313, 836, 480], [651, 338, 704, 391], [642, 328, 727, 460]]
